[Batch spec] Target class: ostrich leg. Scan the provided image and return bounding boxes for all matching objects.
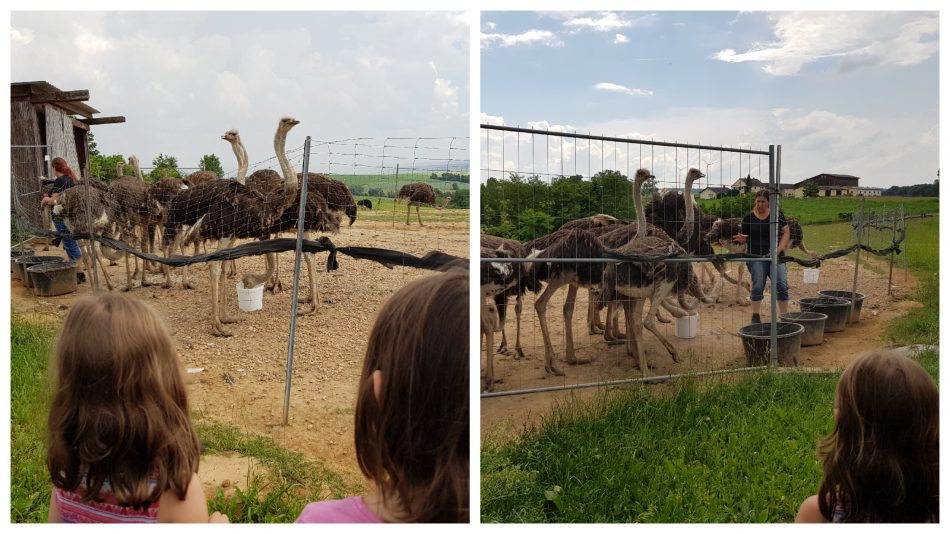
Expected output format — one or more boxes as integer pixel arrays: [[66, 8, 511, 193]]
[[622, 298, 647, 373], [534, 280, 566, 377], [405, 203, 412, 225], [296, 251, 318, 316], [587, 288, 604, 334], [562, 284, 591, 365], [642, 288, 681, 364], [416, 205, 424, 226], [88, 241, 116, 291], [481, 296, 500, 392], [210, 238, 239, 337]]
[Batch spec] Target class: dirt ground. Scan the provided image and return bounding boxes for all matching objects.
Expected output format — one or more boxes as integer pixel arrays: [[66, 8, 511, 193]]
[[480, 255, 922, 440], [11, 216, 468, 497]]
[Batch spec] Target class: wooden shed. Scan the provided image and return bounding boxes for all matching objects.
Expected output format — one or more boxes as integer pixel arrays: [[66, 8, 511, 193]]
[[10, 80, 125, 231]]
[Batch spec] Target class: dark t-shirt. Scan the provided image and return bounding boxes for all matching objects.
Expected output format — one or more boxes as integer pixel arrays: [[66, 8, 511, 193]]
[[49, 174, 75, 195], [741, 210, 788, 256]]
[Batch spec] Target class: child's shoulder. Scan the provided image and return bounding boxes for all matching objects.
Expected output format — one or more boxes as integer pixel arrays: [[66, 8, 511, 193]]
[[295, 496, 383, 524]]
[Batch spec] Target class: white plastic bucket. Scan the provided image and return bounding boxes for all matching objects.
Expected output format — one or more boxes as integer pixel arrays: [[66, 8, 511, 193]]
[[803, 268, 820, 284], [236, 282, 264, 312], [674, 314, 698, 339]]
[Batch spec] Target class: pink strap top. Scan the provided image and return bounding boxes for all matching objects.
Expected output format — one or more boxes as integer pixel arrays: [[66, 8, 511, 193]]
[[295, 496, 383, 523], [53, 478, 159, 523]]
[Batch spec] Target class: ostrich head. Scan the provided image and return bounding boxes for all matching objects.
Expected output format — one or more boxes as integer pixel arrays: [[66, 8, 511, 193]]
[[128, 155, 143, 181], [634, 168, 654, 188], [222, 128, 248, 184], [274, 116, 301, 205], [116, 161, 125, 177], [685, 167, 704, 185], [704, 218, 725, 244]]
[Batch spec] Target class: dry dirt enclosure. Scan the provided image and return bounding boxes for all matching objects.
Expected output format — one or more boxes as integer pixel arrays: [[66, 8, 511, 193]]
[[481, 255, 921, 439], [11, 217, 469, 494]]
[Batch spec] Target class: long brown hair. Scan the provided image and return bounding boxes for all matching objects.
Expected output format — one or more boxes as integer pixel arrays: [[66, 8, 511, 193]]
[[47, 293, 200, 508], [52, 157, 78, 183], [353, 269, 469, 522], [817, 349, 939, 522]]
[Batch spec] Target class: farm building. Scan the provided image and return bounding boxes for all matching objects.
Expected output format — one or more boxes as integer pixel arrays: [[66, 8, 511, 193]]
[[730, 175, 764, 193], [698, 186, 731, 199], [10, 80, 125, 230], [790, 173, 861, 198]]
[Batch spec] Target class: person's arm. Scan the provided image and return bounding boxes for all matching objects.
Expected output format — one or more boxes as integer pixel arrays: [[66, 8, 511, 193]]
[[41, 191, 60, 207], [156, 472, 213, 523], [48, 490, 62, 523], [734, 214, 749, 244], [795, 494, 828, 523]]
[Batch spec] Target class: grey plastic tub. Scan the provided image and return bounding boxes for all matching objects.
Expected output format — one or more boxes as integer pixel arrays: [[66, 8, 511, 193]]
[[11, 247, 33, 276], [780, 311, 828, 347], [28, 261, 77, 297], [16, 256, 64, 288], [818, 290, 866, 323], [798, 297, 851, 333], [737, 322, 804, 367]]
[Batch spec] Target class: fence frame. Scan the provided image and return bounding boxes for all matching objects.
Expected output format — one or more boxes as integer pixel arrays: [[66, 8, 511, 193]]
[[479, 124, 783, 398]]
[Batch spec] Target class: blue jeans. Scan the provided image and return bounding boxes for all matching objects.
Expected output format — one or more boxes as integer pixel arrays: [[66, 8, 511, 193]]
[[53, 218, 83, 260], [747, 260, 788, 302]]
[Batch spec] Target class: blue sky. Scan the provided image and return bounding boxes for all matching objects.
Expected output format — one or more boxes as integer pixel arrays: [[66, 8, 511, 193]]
[[10, 11, 469, 177], [480, 11, 939, 189]]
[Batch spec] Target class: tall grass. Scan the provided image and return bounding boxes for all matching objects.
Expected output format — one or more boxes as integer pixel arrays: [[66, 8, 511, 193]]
[[482, 351, 939, 523]]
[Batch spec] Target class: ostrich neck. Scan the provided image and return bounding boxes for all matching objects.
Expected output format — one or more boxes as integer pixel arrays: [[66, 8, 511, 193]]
[[634, 179, 646, 240], [132, 159, 143, 181], [231, 138, 248, 185], [274, 129, 297, 191], [682, 178, 695, 243]]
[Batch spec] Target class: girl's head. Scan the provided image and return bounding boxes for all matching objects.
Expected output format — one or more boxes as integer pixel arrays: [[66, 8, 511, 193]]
[[753, 189, 770, 210], [818, 349, 939, 522], [354, 269, 469, 522], [47, 293, 199, 508], [51, 157, 78, 182]]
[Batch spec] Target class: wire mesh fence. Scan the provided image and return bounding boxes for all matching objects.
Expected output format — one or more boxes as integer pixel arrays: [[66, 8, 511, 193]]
[[479, 125, 908, 398]]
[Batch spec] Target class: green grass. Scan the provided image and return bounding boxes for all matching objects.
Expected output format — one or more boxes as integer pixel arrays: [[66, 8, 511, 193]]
[[10, 315, 56, 523], [697, 196, 937, 225], [482, 351, 939, 523], [9, 313, 359, 524], [330, 172, 469, 194], [353, 197, 470, 224]]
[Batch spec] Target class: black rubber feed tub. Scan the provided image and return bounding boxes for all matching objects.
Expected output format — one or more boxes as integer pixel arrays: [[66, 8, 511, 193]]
[[28, 261, 77, 297], [737, 322, 804, 367], [780, 311, 828, 347], [11, 247, 33, 276], [16, 256, 64, 288], [798, 297, 851, 333], [818, 290, 866, 324]]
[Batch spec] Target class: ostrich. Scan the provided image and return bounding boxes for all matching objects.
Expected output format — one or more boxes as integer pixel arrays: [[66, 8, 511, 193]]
[[600, 169, 720, 375], [107, 166, 150, 290], [165, 117, 301, 336], [395, 182, 449, 226], [52, 183, 122, 290], [298, 172, 357, 226], [480, 234, 540, 391], [357, 199, 373, 210], [233, 133, 341, 311], [184, 170, 219, 187], [480, 235, 540, 385]]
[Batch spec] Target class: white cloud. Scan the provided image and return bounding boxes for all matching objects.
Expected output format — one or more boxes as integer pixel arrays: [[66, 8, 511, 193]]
[[614, 34, 629, 44], [564, 12, 631, 32], [713, 12, 939, 76], [594, 82, 653, 97], [433, 77, 459, 118], [11, 27, 34, 46], [480, 29, 562, 49]]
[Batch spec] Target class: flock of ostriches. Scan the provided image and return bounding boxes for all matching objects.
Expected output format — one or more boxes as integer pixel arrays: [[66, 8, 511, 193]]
[[50, 116, 447, 337], [480, 168, 815, 392]]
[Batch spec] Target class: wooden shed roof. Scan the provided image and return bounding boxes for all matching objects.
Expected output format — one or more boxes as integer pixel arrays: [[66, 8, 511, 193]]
[[11, 80, 100, 117]]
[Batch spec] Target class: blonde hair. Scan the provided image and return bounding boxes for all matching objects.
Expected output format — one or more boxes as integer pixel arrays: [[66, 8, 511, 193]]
[[47, 293, 199, 508]]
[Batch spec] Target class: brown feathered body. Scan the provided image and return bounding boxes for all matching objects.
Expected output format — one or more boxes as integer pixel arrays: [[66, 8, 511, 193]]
[[397, 182, 437, 205]]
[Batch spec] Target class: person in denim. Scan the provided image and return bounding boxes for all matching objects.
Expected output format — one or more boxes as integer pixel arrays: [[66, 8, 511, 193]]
[[732, 189, 790, 323], [39, 157, 88, 283]]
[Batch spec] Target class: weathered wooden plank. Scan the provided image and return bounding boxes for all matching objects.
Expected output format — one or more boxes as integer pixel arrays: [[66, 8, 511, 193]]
[[30, 89, 90, 104], [78, 115, 126, 126], [45, 104, 80, 178], [10, 100, 48, 231]]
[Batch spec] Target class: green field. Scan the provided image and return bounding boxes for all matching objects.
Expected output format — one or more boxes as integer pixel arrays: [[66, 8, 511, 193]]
[[697, 195, 938, 225], [329, 172, 469, 195]]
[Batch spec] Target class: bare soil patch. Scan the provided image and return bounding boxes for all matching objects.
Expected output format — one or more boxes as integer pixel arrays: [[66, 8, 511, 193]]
[[11, 217, 468, 494], [481, 255, 921, 440]]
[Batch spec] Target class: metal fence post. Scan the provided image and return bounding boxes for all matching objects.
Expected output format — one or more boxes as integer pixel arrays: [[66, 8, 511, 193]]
[[283, 136, 312, 426]]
